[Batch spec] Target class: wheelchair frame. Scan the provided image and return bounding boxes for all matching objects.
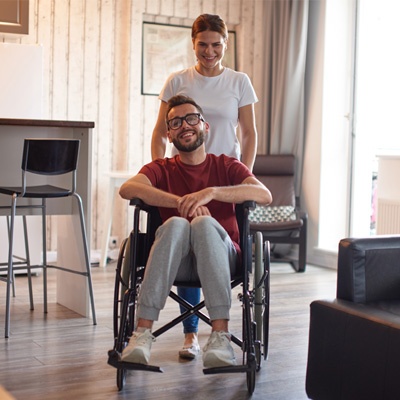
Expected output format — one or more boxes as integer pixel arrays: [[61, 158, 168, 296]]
[[107, 198, 270, 394]]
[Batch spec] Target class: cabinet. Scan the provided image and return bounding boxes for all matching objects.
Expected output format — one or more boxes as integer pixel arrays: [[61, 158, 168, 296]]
[[0, 0, 29, 34]]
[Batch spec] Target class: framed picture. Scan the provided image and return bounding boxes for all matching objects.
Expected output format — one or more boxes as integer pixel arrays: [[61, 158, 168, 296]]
[[141, 21, 236, 96]]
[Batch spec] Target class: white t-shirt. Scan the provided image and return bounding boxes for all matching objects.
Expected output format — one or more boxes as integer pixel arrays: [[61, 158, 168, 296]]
[[159, 66, 258, 159]]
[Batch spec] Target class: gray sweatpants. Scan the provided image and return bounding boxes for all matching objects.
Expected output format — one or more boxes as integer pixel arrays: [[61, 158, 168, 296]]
[[137, 215, 238, 322]]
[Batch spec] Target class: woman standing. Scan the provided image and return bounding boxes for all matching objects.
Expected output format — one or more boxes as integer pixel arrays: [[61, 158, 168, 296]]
[[151, 13, 259, 359]]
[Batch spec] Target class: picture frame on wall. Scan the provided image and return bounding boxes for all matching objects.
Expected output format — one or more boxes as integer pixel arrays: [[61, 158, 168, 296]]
[[142, 21, 237, 96]]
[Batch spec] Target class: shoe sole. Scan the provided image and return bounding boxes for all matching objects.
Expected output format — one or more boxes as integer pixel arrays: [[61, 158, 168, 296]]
[[179, 350, 199, 359], [121, 349, 149, 365], [203, 353, 236, 368]]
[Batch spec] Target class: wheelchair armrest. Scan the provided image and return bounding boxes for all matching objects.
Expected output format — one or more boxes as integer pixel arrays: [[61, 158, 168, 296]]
[[238, 200, 257, 211], [129, 197, 145, 207], [129, 197, 154, 212], [235, 201, 257, 231], [128, 198, 162, 240]]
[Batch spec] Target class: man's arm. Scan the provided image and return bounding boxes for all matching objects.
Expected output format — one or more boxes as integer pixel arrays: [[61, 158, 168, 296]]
[[119, 173, 179, 208], [151, 101, 169, 160], [177, 176, 272, 219], [119, 173, 212, 217]]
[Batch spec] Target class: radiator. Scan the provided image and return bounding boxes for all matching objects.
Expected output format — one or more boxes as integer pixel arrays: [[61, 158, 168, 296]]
[[377, 199, 400, 234]]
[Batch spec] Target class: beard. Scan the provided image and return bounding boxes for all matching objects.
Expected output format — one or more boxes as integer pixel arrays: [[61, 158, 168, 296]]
[[172, 130, 205, 152]]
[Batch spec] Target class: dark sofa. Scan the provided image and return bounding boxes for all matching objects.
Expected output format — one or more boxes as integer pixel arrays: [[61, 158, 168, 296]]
[[306, 235, 400, 400]]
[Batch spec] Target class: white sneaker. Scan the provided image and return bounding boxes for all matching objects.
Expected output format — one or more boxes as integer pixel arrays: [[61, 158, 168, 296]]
[[121, 329, 155, 365], [203, 331, 236, 368]]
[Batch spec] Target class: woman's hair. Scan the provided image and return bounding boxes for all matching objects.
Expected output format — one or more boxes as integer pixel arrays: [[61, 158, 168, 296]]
[[165, 95, 204, 120], [191, 14, 228, 42]]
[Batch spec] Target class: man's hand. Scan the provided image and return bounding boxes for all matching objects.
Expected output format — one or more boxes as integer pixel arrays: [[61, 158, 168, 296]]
[[177, 188, 215, 218], [189, 205, 211, 218]]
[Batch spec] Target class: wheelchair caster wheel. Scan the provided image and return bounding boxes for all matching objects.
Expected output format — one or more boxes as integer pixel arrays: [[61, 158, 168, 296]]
[[117, 368, 126, 391], [247, 369, 256, 394]]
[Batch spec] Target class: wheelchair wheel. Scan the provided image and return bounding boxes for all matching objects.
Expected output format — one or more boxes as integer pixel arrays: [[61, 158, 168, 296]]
[[263, 240, 270, 360], [113, 238, 129, 340], [118, 234, 141, 339], [254, 232, 270, 365], [113, 234, 141, 390], [112, 238, 130, 391]]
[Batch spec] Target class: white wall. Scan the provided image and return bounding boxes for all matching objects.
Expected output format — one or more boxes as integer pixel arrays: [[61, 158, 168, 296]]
[[1, 0, 265, 251], [0, 42, 43, 266], [0, 43, 43, 264], [0, 43, 42, 118]]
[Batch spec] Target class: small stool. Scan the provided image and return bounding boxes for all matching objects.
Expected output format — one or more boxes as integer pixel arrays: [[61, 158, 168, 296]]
[[100, 171, 133, 267]]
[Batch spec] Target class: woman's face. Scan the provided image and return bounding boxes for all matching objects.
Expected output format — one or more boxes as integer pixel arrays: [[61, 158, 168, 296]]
[[193, 30, 227, 71]]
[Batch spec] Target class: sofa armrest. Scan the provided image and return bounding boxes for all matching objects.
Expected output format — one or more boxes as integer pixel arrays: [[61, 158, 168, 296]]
[[306, 299, 400, 400], [337, 235, 400, 303]]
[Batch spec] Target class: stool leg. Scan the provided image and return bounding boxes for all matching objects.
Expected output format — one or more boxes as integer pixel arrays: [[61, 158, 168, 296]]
[[5, 216, 16, 298], [42, 198, 47, 314], [73, 193, 97, 325], [22, 215, 34, 310], [5, 195, 17, 338]]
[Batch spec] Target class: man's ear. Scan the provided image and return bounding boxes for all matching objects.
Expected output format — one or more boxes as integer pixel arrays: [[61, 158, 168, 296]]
[[167, 130, 173, 143], [204, 121, 210, 134]]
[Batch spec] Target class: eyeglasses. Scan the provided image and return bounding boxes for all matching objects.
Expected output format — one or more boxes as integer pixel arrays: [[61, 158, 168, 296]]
[[167, 113, 205, 130]]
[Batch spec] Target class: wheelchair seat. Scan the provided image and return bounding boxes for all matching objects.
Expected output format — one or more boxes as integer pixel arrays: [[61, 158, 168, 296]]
[[108, 198, 270, 395]]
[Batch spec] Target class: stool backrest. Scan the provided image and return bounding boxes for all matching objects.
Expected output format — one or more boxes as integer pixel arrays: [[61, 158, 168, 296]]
[[22, 139, 80, 176]]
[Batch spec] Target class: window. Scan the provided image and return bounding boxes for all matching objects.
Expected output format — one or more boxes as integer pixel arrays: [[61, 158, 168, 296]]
[[317, 0, 355, 253], [351, 0, 400, 236]]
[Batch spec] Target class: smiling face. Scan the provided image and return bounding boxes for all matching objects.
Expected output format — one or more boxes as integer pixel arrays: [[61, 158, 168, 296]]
[[193, 30, 227, 75], [166, 103, 209, 153]]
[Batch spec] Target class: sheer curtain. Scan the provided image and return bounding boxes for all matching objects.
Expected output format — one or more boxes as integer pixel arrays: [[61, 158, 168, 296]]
[[259, 0, 309, 195]]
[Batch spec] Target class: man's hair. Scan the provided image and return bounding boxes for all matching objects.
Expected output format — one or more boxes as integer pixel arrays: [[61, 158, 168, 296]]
[[192, 14, 228, 42], [165, 95, 204, 121]]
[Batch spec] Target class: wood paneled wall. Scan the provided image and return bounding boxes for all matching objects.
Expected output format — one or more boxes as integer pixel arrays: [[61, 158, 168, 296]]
[[1, 0, 266, 251]]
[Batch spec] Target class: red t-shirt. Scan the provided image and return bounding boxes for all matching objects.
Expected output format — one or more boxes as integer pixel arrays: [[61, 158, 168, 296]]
[[139, 154, 254, 252]]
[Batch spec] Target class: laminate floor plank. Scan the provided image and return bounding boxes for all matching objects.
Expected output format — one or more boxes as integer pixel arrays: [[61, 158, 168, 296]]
[[0, 262, 336, 400]]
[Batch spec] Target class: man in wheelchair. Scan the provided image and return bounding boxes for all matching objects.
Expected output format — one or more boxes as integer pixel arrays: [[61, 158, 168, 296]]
[[119, 95, 272, 368]]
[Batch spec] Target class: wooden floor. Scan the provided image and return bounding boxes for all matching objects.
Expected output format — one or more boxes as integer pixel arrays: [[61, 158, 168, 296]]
[[0, 261, 336, 400]]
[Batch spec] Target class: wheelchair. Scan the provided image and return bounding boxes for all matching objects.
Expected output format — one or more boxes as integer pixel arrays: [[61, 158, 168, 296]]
[[107, 198, 270, 394]]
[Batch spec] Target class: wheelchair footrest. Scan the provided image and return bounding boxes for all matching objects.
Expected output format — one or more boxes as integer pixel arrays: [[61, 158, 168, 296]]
[[107, 349, 163, 373], [203, 364, 253, 375]]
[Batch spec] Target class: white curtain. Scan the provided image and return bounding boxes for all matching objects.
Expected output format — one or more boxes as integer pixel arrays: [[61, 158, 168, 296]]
[[259, 0, 309, 195]]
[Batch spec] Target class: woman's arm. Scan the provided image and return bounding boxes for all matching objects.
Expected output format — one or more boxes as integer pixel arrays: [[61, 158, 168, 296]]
[[238, 103, 258, 171], [151, 100, 169, 160]]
